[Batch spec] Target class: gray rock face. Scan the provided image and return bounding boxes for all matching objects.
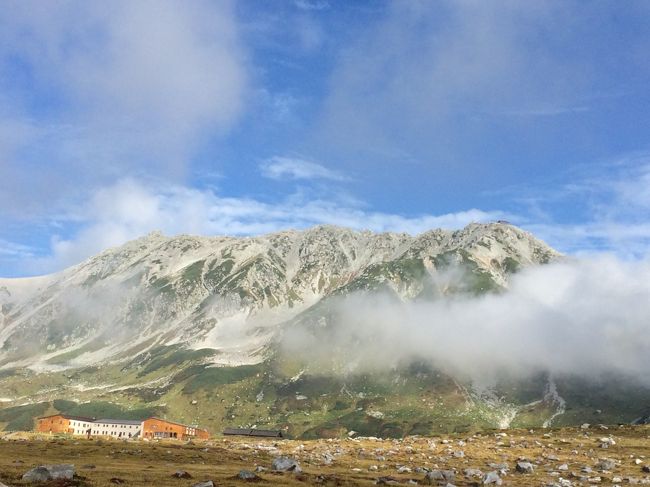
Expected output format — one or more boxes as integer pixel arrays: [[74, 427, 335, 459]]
[[516, 461, 534, 474], [272, 456, 302, 472], [0, 223, 558, 370], [22, 464, 75, 482], [483, 471, 503, 485]]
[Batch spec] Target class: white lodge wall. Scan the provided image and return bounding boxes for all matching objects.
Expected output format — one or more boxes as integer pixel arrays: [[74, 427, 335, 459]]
[[89, 420, 143, 438]]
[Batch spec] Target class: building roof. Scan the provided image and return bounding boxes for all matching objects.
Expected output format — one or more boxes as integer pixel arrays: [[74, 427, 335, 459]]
[[223, 428, 283, 438], [94, 419, 143, 425]]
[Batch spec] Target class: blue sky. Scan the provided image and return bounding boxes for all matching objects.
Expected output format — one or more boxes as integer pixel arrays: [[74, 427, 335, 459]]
[[1, 0, 650, 277]]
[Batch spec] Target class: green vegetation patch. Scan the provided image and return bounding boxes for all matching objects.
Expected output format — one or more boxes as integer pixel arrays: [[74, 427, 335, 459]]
[[137, 346, 216, 377], [59, 401, 160, 420], [182, 364, 263, 395], [0, 402, 49, 431]]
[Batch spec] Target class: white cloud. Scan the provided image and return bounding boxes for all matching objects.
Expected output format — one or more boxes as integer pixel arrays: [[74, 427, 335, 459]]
[[21, 178, 503, 274], [283, 256, 650, 384], [0, 0, 248, 214], [260, 156, 349, 181]]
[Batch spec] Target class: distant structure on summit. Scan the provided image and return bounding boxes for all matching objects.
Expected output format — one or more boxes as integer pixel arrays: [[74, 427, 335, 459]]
[[35, 414, 209, 440]]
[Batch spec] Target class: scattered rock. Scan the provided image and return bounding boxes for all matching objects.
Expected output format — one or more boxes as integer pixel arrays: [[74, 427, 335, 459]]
[[272, 456, 302, 473], [192, 482, 214, 487], [558, 464, 569, 470], [425, 469, 455, 484], [110, 478, 126, 485], [464, 468, 483, 478], [516, 461, 534, 474], [487, 462, 509, 473], [396, 466, 411, 473], [596, 458, 616, 471], [238, 469, 259, 481], [642, 465, 650, 473], [452, 450, 464, 458], [482, 471, 502, 485], [376, 476, 400, 485], [82, 464, 96, 469], [172, 470, 193, 478]]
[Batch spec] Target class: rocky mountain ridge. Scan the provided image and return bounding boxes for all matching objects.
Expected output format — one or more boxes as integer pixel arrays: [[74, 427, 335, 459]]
[[0, 222, 557, 372], [3, 223, 648, 437]]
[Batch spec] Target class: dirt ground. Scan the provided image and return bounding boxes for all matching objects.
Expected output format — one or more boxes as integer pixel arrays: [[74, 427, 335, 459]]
[[1, 425, 649, 486]]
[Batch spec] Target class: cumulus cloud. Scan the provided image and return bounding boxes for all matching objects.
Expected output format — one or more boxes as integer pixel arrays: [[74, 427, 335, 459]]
[[18, 178, 503, 275], [0, 0, 248, 216], [260, 156, 349, 181], [282, 256, 650, 384]]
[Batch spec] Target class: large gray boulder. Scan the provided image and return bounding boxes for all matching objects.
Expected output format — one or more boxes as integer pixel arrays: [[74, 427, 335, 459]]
[[23, 464, 75, 481]]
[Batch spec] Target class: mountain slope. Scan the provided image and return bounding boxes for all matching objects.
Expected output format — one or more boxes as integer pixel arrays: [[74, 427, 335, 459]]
[[2, 223, 647, 437]]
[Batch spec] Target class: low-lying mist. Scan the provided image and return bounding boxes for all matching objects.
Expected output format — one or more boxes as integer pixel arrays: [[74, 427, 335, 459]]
[[282, 256, 650, 385]]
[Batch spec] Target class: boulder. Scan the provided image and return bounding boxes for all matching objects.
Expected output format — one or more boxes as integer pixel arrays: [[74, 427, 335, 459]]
[[238, 469, 259, 480], [482, 471, 502, 485], [172, 470, 193, 478], [23, 464, 75, 482], [272, 456, 302, 473], [425, 469, 455, 484], [192, 482, 215, 487], [22, 466, 51, 482], [464, 468, 483, 478], [516, 461, 534, 474], [596, 458, 616, 471], [376, 477, 400, 485]]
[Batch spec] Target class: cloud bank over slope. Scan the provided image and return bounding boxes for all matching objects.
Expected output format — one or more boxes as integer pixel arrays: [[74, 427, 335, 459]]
[[283, 256, 650, 384]]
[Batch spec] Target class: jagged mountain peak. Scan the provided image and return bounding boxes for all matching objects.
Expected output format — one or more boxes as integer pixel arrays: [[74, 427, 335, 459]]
[[0, 222, 559, 373]]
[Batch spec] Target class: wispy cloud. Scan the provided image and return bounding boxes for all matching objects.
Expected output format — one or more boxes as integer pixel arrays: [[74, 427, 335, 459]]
[[0, 239, 34, 259], [260, 156, 349, 182], [517, 152, 650, 257], [0, 0, 248, 216], [294, 0, 329, 11]]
